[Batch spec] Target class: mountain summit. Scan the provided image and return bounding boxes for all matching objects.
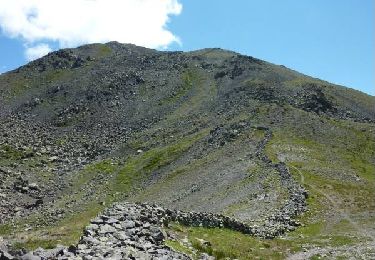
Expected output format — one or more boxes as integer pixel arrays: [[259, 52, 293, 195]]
[[0, 42, 374, 259]]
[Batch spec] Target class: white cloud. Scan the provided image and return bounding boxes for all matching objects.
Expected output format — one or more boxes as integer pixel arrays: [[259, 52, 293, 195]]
[[25, 43, 52, 60], [0, 0, 182, 59]]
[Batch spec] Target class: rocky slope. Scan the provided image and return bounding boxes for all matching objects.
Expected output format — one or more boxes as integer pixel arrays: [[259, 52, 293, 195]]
[[0, 42, 374, 259]]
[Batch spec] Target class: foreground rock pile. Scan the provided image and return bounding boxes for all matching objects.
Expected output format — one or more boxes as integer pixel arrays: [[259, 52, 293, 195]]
[[58, 202, 192, 260], [1, 203, 191, 259], [1, 200, 307, 259]]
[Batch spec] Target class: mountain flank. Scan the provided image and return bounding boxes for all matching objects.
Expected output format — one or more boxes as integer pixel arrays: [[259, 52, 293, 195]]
[[0, 42, 374, 259]]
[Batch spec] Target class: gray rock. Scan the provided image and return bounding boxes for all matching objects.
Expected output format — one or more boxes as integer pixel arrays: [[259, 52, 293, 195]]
[[33, 245, 65, 258], [98, 224, 116, 234], [20, 252, 41, 260], [122, 220, 135, 229], [0, 249, 15, 260]]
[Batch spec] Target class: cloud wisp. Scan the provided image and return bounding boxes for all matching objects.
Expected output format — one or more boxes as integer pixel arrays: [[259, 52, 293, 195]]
[[24, 43, 52, 61], [0, 0, 182, 60]]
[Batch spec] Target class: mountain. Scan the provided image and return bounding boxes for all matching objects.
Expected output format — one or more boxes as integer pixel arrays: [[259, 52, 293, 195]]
[[0, 42, 374, 259]]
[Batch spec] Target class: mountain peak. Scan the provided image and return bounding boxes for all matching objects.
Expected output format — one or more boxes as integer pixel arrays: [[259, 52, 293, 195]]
[[0, 42, 374, 259]]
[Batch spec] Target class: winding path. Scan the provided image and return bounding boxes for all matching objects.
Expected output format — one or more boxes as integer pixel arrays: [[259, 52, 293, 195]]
[[289, 164, 374, 241], [287, 164, 375, 260]]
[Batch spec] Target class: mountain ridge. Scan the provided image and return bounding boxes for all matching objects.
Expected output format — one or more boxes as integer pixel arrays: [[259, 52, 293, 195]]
[[0, 42, 374, 259]]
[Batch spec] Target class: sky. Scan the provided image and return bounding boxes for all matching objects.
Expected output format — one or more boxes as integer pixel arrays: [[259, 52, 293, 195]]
[[0, 0, 374, 96]]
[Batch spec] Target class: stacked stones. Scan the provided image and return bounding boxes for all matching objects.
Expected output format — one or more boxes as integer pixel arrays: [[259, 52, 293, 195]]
[[58, 202, 190, 259], [253, 126, 307, 238], [1, 200, 305, 259]]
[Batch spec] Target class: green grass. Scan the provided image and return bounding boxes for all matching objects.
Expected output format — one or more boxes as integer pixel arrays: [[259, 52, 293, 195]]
[[0, 144, 25, 160], [283, 77, 325, 88], [14, 239, 57, 250], [262, 118, 375, 251], [167, 223, 296, 260], [84, 159, 118, 175], [3, 68, 71, 100], [165, 240, 194, 257], [3, 131, 208, 249], [12, 202, 105, 250], [43, 70, 68, 82], [113, 130, 207, 194], [0, 224, 13, 236], [2, 76, 31, 99], [160, 69, 198, 105], [2, 99, 373, 256], [97, 44, 112, 57], [168, 220, 361, 260]]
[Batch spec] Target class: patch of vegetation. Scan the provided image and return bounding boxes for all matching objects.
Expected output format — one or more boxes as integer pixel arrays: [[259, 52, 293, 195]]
[[0, 145, 35, 163], [85, 159, 117, 175], [0, 145, 24, 160], [168, 220, 362, 259], [47, 203, 104, 245], [13, 202, 104, 250], [6, 131, 209, 249], [0, 224, 13, 236], [113, 130, 207, 194], [42, 69, 68, 82], [97, 44, 112, 58], [284, 77, 325, 88], [244, 78, 267, 86], [251, 128, 266, 139], [0, 74, 31, 99], [165, 240, 193, 257], [263, 116, 375, 251], [168, 223, 295, 260], [160, 69, 199, 105], [14, 239, 57, 250]]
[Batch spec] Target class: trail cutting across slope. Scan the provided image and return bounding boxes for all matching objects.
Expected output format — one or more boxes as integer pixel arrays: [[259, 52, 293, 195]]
[[287, 164, 375, 260], [289, 164, 374, 241]]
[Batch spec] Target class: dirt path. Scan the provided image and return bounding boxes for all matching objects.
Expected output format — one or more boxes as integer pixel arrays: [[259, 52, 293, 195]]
[[287, 164, 375, 260], [290, 164, 374, 241]]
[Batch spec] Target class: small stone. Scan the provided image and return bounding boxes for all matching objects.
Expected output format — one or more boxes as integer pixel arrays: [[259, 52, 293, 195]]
[[0, 249, 15, 260], [105, 218, 119, 224], [20, 252, 41, 260], [77, 244, 87, 250], [142, 222, 151, 229], [28, 183, 39, 190], [114, 232, 128, 241], [48, 156, 59, 162], [98, 224, 116, 234], [87, 223, 99, 231], [122, 220, 135, 229]]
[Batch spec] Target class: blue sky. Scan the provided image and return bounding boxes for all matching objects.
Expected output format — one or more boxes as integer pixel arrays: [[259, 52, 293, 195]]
[[0, 0, 374, 95]]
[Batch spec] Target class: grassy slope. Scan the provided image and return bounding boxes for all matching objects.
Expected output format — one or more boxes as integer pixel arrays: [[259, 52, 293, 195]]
[[0, 130, 208, 249], [1, 100, 373, 258], [164, 109, 375, 259], [267, 115, 375, 251], [135, 98, 372, 259]]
